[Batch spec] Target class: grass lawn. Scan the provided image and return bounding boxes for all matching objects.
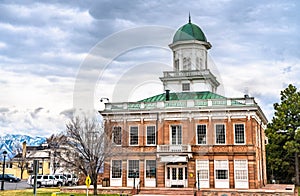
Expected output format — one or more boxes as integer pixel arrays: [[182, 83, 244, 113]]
[[0, 188, 120, 196]]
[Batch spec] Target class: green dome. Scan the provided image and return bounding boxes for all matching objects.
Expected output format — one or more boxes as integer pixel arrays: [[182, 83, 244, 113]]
[[173, 22, 207, 43]]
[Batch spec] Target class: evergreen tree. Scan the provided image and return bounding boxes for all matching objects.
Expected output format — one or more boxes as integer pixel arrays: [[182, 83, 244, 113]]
[[266, 84, 300, 184]]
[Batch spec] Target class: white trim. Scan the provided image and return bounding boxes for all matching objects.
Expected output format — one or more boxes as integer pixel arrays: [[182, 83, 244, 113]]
[[215, 123, 226, 145], [165, 164, 188, 187], [234, 159, 249, 189], [160, 156, 187, 162], [110, 159, 122, 187], [144, 118, 157, 121], [127, 160, 140, 187], [196, 124, 207, 145], [164, 117, 188, 121], [126, 119, 141, 122], [211, 116, 227, 120], [231, 116, 247, 119], [214, 160, 229, 188], [196, 160, 209, 188], [129, 125, 139, 146], [234, 123, 246, 145], [144, 160, 156, 187], [170, 125, 182, 145], [146, 125, 156, 146], [194, 117, 209, 120], [112, 126, 122, 146]]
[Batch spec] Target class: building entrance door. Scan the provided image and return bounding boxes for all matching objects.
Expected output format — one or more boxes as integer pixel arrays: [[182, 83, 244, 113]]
[[166, 165, 187, 187]]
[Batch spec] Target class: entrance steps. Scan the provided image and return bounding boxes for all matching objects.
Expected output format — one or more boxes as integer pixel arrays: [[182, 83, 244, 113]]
[[137, 187, 196, 195]]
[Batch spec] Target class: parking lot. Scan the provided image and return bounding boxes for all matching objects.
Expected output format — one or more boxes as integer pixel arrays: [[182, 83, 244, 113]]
[[1, 180, 32, 190]]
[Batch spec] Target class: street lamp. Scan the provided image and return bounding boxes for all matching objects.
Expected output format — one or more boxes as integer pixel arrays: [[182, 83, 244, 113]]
[[1, 151, 8, 191], [53, 151, 57, 174], [133, 168, 136, 190], [197, 170, 200, 190]]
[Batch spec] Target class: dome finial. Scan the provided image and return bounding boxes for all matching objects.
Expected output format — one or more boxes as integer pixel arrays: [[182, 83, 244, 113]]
[[189, 12, 191, 23]]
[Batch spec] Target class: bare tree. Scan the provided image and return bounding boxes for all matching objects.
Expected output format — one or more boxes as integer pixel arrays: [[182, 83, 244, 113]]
[[56, 115, 116, 195]]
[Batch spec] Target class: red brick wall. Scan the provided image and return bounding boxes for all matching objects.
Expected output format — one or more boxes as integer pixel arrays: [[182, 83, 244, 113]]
[[103, 114, 266, 189]]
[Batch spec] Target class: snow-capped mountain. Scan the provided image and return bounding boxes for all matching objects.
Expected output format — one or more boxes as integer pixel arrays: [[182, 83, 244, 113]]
[[0, 134, 46, 160]]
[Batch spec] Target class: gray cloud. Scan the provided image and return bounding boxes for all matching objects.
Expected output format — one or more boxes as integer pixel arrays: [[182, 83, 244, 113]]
[[0, 0, 299, 136]]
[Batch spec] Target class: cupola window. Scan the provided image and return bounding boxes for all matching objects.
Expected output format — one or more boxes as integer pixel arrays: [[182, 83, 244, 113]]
[[182, 83, 190, 91]]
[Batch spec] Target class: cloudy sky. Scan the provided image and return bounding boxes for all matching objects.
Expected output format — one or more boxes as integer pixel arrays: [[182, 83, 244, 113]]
[[0, 0, 299, 137]]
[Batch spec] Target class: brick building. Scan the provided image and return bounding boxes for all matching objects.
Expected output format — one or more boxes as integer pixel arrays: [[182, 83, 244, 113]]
[[100, 18, 267, 189]]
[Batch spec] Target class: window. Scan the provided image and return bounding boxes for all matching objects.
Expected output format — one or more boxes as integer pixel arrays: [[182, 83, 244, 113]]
[[216, 170, 228, 179], [197, 125, 206, 144], [39, 162, 43, 169], [4, 163, 12, 168], [112, 160, 122, 178], [196, 160, 209, 180], [215, 124, 226, 144], [183, 57, 191, 70], [215, 160, 228, 180], [182, 83, 190, 91], [112, 126, 122, 145], [128, 160, 139, 178], [167, 167, 170, 179], [178, 168, 183, 180], [175, 59, 179, 71], [172, 168, 177, 180], [130, 126, 138, 145], [234, 160, 248, 180], [146, 126, 156, 145], [171, 125, 182, 145], [146, 160, 156, 178], [235, 124, 245, 144]]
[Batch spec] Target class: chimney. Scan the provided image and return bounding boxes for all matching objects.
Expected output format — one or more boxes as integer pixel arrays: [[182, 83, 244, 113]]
[[165, 90, 170, 101], [22, 141, 27, 158]]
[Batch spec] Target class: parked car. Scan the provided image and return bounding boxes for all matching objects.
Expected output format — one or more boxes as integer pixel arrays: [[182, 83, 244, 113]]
[[0, 174, 21, 182], [27, 174, 63, 188]]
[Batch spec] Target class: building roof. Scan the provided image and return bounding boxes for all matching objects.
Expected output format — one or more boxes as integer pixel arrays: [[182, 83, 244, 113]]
[[173, 20, 207, 43], [139, 91, 226, 103]]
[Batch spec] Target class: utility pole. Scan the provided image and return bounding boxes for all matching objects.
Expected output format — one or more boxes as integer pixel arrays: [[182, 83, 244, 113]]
[[295, 152, 299, 185]]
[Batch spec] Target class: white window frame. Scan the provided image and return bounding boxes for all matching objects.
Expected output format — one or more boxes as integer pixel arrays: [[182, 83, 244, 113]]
[[234, 159, 248, 189], [215, 124, 226, 145], [196, 124, 207, 145], [214, 160, 228, 180], [111, 160, 122, 179], [145, 160, 156, 178], [128, 160, 140, 178], [196, 160, 209, 180], [146, 125, 156, 146], [129, 126, 139, 146], [214, 160, 229, 188], [112, 126, 122, 146], [234, 160, 248, 181], [182, 83, 190, 91], [170, 125, 182, 145], [234, 123, 246, 145], [174, 59, 179, 71]]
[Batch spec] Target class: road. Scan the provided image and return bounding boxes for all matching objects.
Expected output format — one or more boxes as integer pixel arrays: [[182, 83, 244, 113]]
[[1, 180, 31, 190]]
